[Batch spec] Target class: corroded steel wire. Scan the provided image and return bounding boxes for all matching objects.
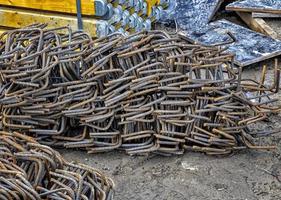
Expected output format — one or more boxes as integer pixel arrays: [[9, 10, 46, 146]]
[[0, 25, 280, 156], [0, 131, 114, 200]]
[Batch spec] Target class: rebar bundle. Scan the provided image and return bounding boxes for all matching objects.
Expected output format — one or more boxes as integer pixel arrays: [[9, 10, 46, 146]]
[[0, 25, 280, 155], [0, 131, 114, 199]]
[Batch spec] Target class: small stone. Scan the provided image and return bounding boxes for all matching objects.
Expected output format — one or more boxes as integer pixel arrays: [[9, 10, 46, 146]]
[[181, 161, 198, 171]]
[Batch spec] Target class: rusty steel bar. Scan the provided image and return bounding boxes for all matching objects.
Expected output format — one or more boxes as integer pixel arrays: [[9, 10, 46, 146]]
[[0, 131, 114, 199], [0, 25, 280, 156]]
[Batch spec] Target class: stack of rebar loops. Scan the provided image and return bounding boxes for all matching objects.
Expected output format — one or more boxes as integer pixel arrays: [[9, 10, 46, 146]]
[[0, 0, 173, 37], [0, 131, 114, 199], [0, 25, 280, 157]]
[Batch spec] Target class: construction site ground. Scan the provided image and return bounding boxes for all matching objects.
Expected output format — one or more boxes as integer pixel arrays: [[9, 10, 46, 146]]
[[58, 18, 281, 200], [59, 58, 281, 200], [1, 2, 281, 200]]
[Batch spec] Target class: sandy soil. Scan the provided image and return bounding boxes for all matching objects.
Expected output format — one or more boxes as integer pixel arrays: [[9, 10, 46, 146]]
[[60, 148, 281, 200]]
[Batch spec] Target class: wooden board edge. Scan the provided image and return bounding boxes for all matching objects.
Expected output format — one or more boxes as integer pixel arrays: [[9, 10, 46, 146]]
[[226, 6, 281, 14], [237, 50, 281, 67], [252, 12, 281, 18], [236, 11, 279, 40]]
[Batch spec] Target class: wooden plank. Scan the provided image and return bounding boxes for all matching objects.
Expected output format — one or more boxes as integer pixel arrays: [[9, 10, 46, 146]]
[[252, 12, 281, 18], [179, 20, 281, 67], [226, 0, 281, 14], [0, 7, 107, 37], [254, 18, 279, 39], [236, 11, 278, 39], [0, 0, 102, 16]]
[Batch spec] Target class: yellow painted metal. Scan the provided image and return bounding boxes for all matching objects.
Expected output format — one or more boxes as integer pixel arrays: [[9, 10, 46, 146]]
[[146, 0, 160, 16], [0, 0, 96, 16], [0, 7, 98, 36]]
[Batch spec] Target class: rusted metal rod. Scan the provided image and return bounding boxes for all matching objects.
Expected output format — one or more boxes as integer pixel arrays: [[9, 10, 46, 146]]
[[0, 24, 280, 156]]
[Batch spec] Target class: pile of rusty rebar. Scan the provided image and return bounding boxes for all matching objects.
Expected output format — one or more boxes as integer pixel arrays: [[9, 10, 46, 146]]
[[0, 25, 280, 155], [0, 131, 114, 199]]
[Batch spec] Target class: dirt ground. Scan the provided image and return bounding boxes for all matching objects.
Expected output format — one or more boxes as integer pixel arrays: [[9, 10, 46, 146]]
[[59, 63, 281, 200], [60, 149, 281, 200]]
